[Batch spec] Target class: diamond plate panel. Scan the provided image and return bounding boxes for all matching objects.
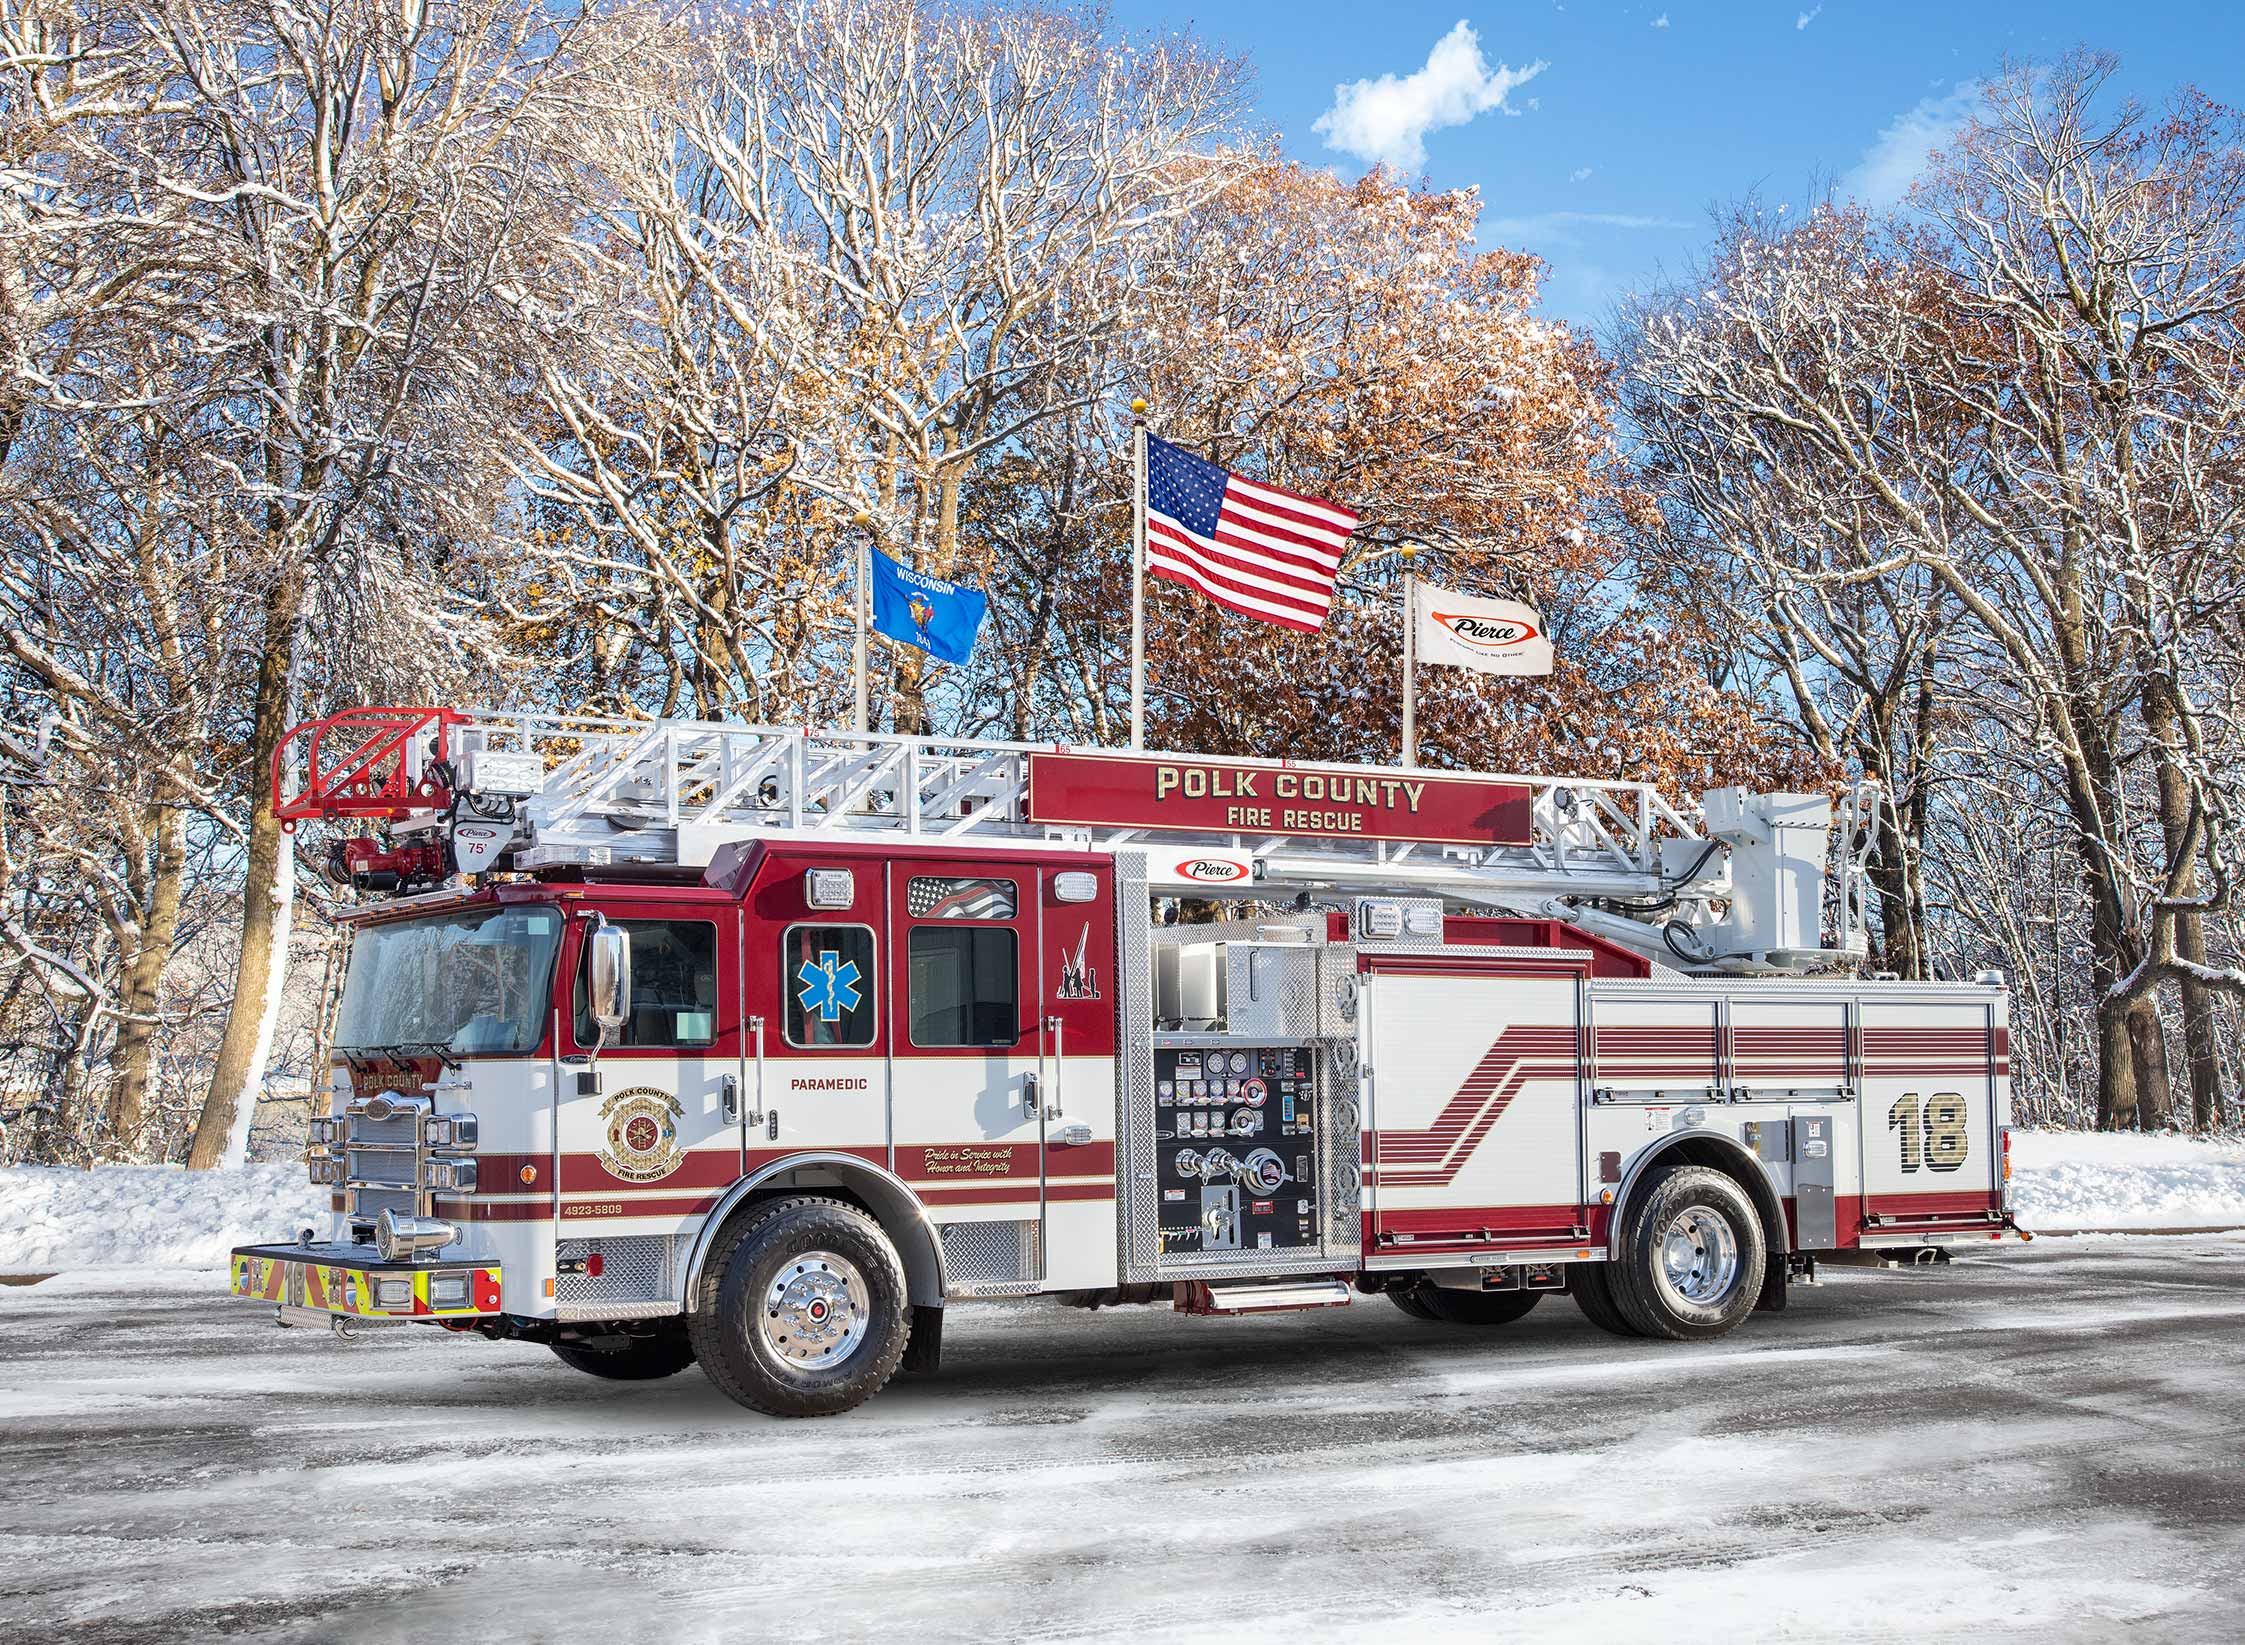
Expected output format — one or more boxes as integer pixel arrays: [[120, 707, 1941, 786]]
[[555, 1235, 670, 1305], [1116, 850, 1161, 1284], [940, 1219, 1039, 1285]]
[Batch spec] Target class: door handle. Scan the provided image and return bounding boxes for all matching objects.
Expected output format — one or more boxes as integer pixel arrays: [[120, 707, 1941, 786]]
[[1022, 1072, 1040, 1114], [745, 1015, 767, 1125], [720, 1074, 739, 1124], [1042, 1015, 1063, 1121]]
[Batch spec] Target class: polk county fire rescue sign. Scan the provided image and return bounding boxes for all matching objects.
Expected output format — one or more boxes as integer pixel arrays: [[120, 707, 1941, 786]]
[[1024, 753, 1534, 846]]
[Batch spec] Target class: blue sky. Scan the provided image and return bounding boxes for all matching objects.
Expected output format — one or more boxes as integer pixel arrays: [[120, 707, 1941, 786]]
[[1140, 0, 2244, 333]]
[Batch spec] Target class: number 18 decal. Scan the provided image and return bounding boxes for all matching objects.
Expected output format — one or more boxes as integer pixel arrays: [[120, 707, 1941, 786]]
[[1888, 1092, 1969, 1173]]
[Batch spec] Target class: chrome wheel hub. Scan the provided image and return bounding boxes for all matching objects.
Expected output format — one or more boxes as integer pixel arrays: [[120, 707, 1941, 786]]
[[761, 1250, 869, 1372], [1656, 1207, 1740, 1307]]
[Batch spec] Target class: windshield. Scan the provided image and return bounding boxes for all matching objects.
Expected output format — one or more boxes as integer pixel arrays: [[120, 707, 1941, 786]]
[[334, 905, 563, 1057]]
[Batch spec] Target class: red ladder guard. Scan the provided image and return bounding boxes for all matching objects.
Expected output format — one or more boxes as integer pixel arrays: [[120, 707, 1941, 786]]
[[273, 706, 466, 828]]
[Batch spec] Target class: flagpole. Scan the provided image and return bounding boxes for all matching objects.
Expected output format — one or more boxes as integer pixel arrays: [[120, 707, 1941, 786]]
[[1400, 542, 1419, 767], [850, 511, 871, 735], [1129, 399, 1148, 751]]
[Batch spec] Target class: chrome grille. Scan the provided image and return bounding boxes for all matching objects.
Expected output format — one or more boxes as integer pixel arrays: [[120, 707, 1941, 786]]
[[348, 1185, 417, 1225], [346, 1146, 417, 1185], [347, 1112, 420, 1147], [940, 1219, 1038, 1285], [555, 1236, 671, 1304]]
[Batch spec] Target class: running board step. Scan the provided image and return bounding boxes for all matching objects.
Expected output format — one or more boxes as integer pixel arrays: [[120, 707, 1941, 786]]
[[1175, 1278, 1354, 1316]]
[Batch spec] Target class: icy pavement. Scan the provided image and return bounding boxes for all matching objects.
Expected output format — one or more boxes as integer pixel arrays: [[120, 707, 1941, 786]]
[[2, 1241, 2242, 1642]]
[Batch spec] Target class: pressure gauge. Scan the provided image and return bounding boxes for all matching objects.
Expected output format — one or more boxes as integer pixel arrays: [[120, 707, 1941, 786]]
[[1230, 1107, 1257, 1135], [1229, 1051, 1250, 1075], [1158, 1080, 1173, 1100], [1240, 1077, 1268, 1108]]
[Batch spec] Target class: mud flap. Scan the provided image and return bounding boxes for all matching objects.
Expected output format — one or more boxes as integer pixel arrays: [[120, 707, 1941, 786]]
[[1755, 1262, 1788, 1313], [900, 1304, 944, 1375]]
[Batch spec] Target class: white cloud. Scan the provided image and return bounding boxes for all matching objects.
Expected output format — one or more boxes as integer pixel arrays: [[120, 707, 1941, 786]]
[[1844, 81, 1981, 207], [1570, 165, 1594, 182], [1796, 4, 1822, 26], [1313, 21, 1548, 171], [1482, 209, 1694, 249], [1651, 12, 1670, 27]]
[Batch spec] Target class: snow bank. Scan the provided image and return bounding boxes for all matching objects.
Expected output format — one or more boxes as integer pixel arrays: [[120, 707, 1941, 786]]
[[0, 1164, 324, 1271], [2008, 1129, 2245, 1231], [2, 1132, 2242, 1273]]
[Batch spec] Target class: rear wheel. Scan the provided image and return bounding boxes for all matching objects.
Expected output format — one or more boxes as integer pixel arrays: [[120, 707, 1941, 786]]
[[1567, 1262, 1640, 1337], [1610, 1165, 1766, 1341], [549, 1325, 697, 1381], [689, 1196, 909, 1417], [1390, 1281, 1543, 1324]]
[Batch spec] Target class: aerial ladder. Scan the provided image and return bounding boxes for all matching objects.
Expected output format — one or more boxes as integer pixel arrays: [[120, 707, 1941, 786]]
[[272, 705, 1879, 977]]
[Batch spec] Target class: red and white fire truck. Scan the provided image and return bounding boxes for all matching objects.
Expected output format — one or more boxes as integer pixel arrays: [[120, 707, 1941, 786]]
[[229, 706, 2018, 1416]]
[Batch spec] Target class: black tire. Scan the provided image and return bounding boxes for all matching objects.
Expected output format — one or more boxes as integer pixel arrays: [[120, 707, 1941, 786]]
[[688, 1195, 909, 1418], [1567, 1261, 1641, 1337], [1609, 1165, 1767, 1341], [1386, 1283, 1442, 1320], [1392, 1281, 1543, 1325], [549, 1325, 697, 1381]]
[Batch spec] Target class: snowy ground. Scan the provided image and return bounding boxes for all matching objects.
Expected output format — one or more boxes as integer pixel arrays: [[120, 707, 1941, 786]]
[[0, 1163, 324, 1270], [1, 1238, 2242, 1642], [2008, 1131, 2245, 1231]]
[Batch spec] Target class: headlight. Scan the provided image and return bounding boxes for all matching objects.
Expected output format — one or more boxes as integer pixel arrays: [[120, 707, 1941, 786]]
[[421, 1158, 479, 1192], [427, 1273, 470, 1309], [424, 1115, 479, 1149]]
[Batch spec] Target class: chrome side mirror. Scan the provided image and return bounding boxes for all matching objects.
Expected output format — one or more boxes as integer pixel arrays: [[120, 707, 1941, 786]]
[[587, 915, 631, 1061]]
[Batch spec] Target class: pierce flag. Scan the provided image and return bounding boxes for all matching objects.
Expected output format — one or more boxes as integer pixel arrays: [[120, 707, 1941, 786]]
[[1412, 582, 1554, 676], [867, 551, 987, 667]]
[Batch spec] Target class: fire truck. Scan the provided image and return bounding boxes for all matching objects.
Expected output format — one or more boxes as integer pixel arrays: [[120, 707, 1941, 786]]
[[229, 706, 2019, 1416]]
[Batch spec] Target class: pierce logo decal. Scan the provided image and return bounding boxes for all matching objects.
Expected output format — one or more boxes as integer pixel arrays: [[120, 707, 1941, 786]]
[[1174, 857, 1249, 884]]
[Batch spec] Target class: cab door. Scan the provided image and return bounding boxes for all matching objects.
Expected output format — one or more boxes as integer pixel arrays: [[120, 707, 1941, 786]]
[[558, 907, 741, 1228], [888, 863, 1048, 1287]]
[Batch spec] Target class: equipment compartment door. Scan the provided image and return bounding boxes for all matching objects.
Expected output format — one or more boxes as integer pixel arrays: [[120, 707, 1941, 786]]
[[1363, 959, 1587, 1252], [1857, 997, 2003, 1238], [889, 863, 1049, 1286]]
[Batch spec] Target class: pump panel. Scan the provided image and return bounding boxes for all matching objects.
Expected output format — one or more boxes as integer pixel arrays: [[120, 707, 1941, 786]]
[[1154, 1046, 1320, 1257]]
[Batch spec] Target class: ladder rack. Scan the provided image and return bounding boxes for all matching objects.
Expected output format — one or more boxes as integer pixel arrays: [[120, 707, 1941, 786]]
[[276, 706, 1715, 905]]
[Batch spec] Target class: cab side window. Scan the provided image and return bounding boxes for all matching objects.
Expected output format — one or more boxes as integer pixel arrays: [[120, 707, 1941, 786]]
[[573, 920, 717, 1048], [783, 923, 877, 1048]]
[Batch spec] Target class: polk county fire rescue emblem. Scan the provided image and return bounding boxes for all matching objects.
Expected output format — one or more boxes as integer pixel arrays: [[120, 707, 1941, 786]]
[[597, 1086, 685, 1183]]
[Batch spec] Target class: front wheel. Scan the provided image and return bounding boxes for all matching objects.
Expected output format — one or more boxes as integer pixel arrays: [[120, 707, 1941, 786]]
[[1610, 1165, 1766, 1341], [689, 1196, 909, 1418]]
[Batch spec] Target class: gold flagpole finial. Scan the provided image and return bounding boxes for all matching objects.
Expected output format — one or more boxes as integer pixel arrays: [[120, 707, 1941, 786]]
[[1130, 398, 1148, 417]]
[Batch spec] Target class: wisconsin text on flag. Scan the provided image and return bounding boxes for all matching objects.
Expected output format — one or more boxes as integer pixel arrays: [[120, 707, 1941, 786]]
[[1144, 434, 1357, 632]]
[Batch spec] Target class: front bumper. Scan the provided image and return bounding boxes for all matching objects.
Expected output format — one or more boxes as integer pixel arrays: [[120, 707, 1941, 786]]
[[230, 1242, 502, 1320]]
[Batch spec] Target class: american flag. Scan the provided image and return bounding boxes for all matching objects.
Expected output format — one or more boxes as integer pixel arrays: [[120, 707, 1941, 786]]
[[1143, 434, 1358, 633], [907, 876, 1017, 920]]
